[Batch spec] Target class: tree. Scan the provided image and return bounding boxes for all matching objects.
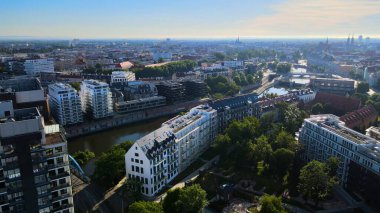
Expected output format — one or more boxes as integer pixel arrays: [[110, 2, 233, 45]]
[[252, 135, 273, 165], [124, 177, 143, 201], [298, 160, 338, 205], [311, 103, 324, 114], [260, 194, 286, 213], [69, 82, 81, 91], [128, 201, 164, 213], [162, 188, 181, 213], [326, 156, 339, 177], [356, 82, 369, 94], [214, 52, 226, 61], [272, 131, 298, 152], [273, 148, 295, 180], [72, 150, 95, 166], [276, 63, 291, 74], [157, 57, 164, 63], [175, 184, 208, 213], [92, 141, 133, 188]]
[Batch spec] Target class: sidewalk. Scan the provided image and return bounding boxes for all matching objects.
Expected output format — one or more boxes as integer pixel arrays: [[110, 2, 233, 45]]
[[155, 155, 220, 202]]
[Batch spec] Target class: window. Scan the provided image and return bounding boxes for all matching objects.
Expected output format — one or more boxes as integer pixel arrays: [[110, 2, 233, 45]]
[[132, 165, 134, 172], [140, 160, 143, 164], [131, 158, 134, 162], [135, 153, 139, 157]]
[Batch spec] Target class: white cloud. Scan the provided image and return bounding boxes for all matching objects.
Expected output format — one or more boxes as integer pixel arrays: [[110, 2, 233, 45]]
[[244, 0, 380, 37]]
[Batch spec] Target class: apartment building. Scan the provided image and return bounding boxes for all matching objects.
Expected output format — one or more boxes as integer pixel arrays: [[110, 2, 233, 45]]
[[110, 71, 136, 85], [210, 93, 258, 132], [0, 102, 73, 213], [0, 78, 50, 119], [114, 96, 166, 114], [24, 58, 54, 75], [80, 80, 113, 119], [298, 114, 380, 209], [125, 105, 217, 197], [156, 81, 185, 104], [48, 83, 83, 126]]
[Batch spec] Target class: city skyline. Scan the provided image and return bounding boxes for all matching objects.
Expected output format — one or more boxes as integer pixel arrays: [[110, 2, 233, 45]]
[[1, 0, 380, 39]]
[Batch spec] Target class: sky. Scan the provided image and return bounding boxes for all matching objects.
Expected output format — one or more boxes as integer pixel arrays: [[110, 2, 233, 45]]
[[1, 0, 380, 39]]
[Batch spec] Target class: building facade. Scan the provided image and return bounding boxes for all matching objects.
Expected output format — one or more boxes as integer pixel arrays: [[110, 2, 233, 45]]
[[0, 102, 74, 213], [310, 78, 355, 96], [110, 71, 136, 85], [298, 114, 380, 209], [114, 96, 166, 114], [0, 78, 50, 119], [48, 83, 83, 126], [80, 80, 113, 119], [125, 105, 217, 197], [210, 93, 258, 132], [24, 58, 54, 75]]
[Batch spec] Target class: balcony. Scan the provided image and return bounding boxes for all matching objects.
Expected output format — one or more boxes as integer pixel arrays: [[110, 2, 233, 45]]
[[52, 203, 74, 212], [50, 183, 70, 192], [49, 171, 70, 180]]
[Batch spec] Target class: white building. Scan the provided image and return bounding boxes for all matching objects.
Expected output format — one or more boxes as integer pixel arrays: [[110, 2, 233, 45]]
[[80, 80, 113, 119], [48, 83, 83, 126], [111, 71, 136, 84], [223, 60, 243, 68], [125, 105, 217, 197], [24, 58, 54, 75], [298, 114, 380, 184]]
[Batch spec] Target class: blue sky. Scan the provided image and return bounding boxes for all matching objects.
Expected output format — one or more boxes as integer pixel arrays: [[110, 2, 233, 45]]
[[1, 0, 380, 38]]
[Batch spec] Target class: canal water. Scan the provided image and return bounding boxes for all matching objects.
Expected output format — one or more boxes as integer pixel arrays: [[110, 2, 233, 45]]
[[68, 116, 171, 173]]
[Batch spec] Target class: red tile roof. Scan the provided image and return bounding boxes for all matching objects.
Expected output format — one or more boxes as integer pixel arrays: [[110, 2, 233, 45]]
[[340, 105, 378, 129], [312, 92, 361, 114]]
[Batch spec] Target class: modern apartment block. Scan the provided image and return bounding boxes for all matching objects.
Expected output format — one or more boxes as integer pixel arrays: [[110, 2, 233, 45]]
[[114, 96, 166, 114], [24, 58, 54, 75], [210, 93, 258, 132], [298, 114, 380, 209], [125, 105, 217, 197], [48, 83, 83, 126], [80, 80, 113, 119], [0, 102, 74, 213], [110, 71, 136, 85], [0, 78, 50, 119], [156, 81, 185, 104]]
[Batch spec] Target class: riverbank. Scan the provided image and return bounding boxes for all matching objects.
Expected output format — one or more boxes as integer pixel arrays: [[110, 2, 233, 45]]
[[65, 98, 209, 139]]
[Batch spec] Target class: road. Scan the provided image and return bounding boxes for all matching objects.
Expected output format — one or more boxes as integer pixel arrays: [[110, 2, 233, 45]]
[[72, 174, 114, 213]]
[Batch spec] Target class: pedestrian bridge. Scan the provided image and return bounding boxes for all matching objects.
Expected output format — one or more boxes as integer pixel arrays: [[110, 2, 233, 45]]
[[69, 155, 90, 183]]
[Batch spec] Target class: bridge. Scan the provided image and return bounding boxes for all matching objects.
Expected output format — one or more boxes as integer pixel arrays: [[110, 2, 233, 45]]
[[288, 72, 331, 78], [69, 155, 90, 183]]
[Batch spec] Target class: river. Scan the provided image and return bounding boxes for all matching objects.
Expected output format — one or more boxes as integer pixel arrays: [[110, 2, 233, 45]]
[[67, 116, 172, 173]]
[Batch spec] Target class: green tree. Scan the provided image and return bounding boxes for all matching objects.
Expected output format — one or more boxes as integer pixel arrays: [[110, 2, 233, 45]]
[[260, 194, 286, 213], [175, 184, 208, 213], [311, 103, 324, 114], [72, 150, 95, 166], [162, 188, 181, 213], [157, 57, 164, 63], [252, 135, 273, 165], [276, 63, 291, 73], [214, 52, 226, 61], [273, 148, 295, 180], [298, 160, 338, 205], [326, 156, 339, 177], [128, 201, 164, 213], [92, 141, 133, 188], [356, 82, 369, 94], [124, 177, 143, 201], [272, 131, 298, 152], [69, 82, 81, 91]]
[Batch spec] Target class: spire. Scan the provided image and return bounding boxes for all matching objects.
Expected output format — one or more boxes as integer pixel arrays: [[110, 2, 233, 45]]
[[351, 33, 354, 45], [326, 36, 329, 45], [347, 33, 350, 46]]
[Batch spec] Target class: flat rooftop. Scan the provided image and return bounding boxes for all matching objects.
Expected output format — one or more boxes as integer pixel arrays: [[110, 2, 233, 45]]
[[0, 78, 42, 92], [307, 115, 380, 160], [45, 132, 66, 145]]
